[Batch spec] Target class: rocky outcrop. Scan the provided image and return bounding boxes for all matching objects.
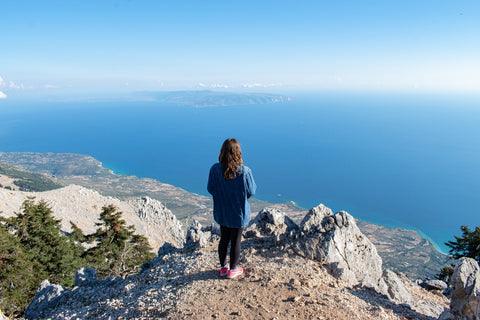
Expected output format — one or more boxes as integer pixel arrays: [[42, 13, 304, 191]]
[[184, 220, 220, 251], [129, 197, 185, 248], [25, 280, 66, 319], [292, 205, 383, 289], [438, 257, 480, 320], [185, 220, 209, 250], [379, 269, 413, 304], [299, 203, 334, 234], [244, 207, 298, 241], [244, 203, 429, 313]]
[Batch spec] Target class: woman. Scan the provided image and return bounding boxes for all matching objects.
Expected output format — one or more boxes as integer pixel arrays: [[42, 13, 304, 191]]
[[207, 138, 256, 279]]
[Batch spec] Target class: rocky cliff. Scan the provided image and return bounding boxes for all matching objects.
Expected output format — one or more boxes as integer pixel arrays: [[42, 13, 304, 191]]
[[25, 204, 449, 320]]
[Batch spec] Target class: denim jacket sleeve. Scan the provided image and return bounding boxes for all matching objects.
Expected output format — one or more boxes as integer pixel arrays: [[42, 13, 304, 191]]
[[207, 166, 215, 195], [244, 166, 256, 199]]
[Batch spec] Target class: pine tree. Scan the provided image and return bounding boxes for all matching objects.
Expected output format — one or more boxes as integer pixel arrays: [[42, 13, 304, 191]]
[[2, 199, 85, 287], [0, 227, 40, 317], [84, 205, 154, 278], [438, 225, 480, 282], [445, 225, 480, 261]]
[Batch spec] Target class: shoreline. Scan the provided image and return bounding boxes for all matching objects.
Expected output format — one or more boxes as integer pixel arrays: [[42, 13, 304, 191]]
[[0, 151, 450, 278]]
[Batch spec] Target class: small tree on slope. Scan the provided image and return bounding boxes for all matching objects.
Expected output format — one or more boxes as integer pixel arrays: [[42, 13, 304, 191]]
[[84, 205, 154, 278], [438, 225, 480, 282]]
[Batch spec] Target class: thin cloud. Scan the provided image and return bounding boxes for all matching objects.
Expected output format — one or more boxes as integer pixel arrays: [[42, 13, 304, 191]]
[[9, 81, 23, 89], [242, 83, 282, 88], [0, 76, 24, 90], [0, 91, 7, 99], [197, 82, 230, 89]]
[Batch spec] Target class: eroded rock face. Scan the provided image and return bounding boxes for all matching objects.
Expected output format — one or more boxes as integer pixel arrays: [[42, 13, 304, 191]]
[[184, 220, 220, 251], [299, 204, 334, 234], [129, 197, 185, 248], [292, 206, 384, 288], [25, 280, 66, 319], [379, 269, 413, 304], [185, 220, 209, 250], [244, 207, 299, 241], [439, 257, 480, 320]]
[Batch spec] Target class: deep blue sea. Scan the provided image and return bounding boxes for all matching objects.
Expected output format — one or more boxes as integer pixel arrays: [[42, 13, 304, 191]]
[[1, 92, 479, 253]]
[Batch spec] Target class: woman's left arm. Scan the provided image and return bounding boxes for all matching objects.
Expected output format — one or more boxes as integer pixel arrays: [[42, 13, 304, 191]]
[[245, 167, 256, 199]]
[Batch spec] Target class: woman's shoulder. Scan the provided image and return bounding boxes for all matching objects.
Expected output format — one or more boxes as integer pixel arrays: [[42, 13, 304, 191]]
[[210, 163, 222, 171], [239, 164, 252, 174]]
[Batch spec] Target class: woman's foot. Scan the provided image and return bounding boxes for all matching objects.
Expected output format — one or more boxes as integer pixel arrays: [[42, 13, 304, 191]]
[[226, 266, 243, 279], [220, 263, 229, 277]]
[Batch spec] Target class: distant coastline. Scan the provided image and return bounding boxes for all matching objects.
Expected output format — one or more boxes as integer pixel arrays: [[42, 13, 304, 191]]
[[0, 151, 449, 279], [133, 90, 291, 107]]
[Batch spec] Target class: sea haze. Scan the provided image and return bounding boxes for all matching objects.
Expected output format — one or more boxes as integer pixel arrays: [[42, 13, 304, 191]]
[[1, 92, 479, 252]]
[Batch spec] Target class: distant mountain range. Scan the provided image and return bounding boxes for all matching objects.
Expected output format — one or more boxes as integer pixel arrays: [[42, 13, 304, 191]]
[[134, 90, 291, 107]]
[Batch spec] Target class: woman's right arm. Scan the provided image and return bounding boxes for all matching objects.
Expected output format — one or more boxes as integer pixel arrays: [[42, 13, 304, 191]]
[[207, 166, 215, 195]]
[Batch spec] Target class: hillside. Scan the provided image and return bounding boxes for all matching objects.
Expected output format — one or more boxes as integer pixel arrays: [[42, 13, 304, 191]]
[[0, 152, 449, 279], [24, 207, 449, 320], [0, 162, 62, 192]]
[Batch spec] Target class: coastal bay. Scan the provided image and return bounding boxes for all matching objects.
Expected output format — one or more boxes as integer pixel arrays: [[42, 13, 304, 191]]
[[0, 152, 448, 279]]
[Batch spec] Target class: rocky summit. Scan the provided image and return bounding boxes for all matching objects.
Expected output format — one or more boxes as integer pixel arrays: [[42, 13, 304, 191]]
[[25, 204, 449, 320]]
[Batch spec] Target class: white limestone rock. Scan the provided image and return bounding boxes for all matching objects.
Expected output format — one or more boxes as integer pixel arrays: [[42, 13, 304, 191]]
[[25, 280, 66, 319], [129, 196, 185, 248], [439, 257, 480, 320], [185, 219, 210, 250], [244, 207, 299, 241], [379, 269, 413, 304], [299, 203, 334, 234], [293, 206, 383, 289]]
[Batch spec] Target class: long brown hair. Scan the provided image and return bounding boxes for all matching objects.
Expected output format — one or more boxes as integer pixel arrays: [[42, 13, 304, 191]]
[[219, 138, 243, 180]]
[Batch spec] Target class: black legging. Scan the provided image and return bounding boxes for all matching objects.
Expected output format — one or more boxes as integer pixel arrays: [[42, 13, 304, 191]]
[[219, 226, 243, 269]]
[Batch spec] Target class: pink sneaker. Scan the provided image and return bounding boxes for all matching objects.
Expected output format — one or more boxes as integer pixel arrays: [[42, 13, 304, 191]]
[[226, 266, 243, 279], [220, 263, 229, 277]]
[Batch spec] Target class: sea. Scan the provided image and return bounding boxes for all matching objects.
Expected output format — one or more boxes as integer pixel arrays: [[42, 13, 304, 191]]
[[1, 92, 479, 253]]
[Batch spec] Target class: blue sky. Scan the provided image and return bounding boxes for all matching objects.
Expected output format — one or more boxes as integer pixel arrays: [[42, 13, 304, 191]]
[[1, 0, 479, 98]]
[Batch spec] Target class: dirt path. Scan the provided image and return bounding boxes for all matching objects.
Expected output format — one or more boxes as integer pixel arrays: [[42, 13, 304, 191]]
[[167, 244, 447, 320]]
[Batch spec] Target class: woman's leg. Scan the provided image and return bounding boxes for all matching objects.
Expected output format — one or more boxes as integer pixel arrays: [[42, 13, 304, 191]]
[[218, 225, 231, 266], [229, 227, 243, 269]]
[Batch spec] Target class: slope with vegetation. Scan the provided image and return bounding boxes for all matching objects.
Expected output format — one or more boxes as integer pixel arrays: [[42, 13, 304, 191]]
[[0, 162, 62, 192], [0, 200, 153, 318]]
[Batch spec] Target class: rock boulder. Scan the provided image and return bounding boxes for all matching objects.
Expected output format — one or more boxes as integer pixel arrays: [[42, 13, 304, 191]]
[[438, 257, 480, 320], [244, 207, 298, 241], [292, 205, 383, 288]]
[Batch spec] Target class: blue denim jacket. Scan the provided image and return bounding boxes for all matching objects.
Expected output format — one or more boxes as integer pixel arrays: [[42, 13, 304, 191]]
[[207, 163, 256, 228]]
